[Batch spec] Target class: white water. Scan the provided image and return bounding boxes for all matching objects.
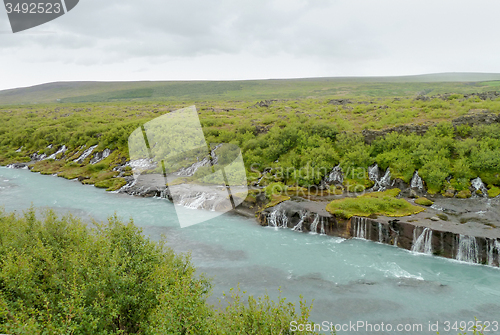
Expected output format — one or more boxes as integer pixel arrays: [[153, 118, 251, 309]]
[[487, 239, 500, 266], [368, 164, 379, 182], [46, 145, 67, 160], [74, 145, 98, 164], [471, 177, 488, 198], [2, 167, 500, 335], [177, 192, 217, 210], [320, 218, 326, 235], [325, 165, 343, 184], [369, 165, 392, 191], [352, 216, 368, 239], [90, 148, 111, 164], [378, 223, 383, 243], [292, 210, 307, 232], [309, 214, 320, 234], [267, 206, 288, 228], [410, 170, 424, 191], [456, 235, 479, 264], [411, 227, 433, 255]]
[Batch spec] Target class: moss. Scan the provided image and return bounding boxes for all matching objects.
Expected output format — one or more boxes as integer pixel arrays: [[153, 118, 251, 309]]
[[488, 186, 500, 198], [415, 197, 434, 206], [456, 189, 472, 198], [325, 188, 424, 219], [436, 213, 448, 221], [263, 194, 291, 209]]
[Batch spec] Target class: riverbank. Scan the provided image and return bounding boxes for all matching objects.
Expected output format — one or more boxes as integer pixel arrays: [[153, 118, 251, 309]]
[[7, 160, 500, 269]]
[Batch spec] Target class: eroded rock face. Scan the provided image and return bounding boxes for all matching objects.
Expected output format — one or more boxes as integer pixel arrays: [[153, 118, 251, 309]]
[[328, 99, 353, 105], [258, 203, 500, 267], [452, 110, 500, 128], [362, 124, 430, 144], [361, 111, 500, 144]]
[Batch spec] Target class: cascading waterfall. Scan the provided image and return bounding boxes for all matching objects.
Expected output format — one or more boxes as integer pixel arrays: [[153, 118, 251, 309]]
[[74, 145, 98, 164], [46, 145, 67, 160], [267, 207, 288, 228], [309, 215, 320, 234], [471, 177, 488, 198], [292, 211, 308, 232], [410, 170, 424, 191], [456, 235, 480, 264], [320, 218, 326, 235], [325, 165, 344, 184], [487, 239, 500, 266], [90, 148, 111, 164], [411, 227, 433, 255], [352, 217, 367, 239], [369, 164, 392, 191], [378, 223, 383, 243], [377, 168, 392, 191], [177, 192, 216, 210], [177, 144, 222, 176], [368, 164, 380, 182]]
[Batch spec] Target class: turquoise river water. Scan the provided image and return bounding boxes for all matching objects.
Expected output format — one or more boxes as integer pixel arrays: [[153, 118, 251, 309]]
[[0, 167, 499, 334]]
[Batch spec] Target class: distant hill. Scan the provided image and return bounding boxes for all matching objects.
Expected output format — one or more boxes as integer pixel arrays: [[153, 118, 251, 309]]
[[2, 72, 500, 105]]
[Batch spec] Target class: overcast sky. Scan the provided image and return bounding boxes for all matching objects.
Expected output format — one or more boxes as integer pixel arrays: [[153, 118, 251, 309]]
[[1, 0, 500, 90]]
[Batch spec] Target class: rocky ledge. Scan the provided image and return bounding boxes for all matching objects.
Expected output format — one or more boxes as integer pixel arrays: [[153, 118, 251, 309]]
[[258, 197, 500, 267]]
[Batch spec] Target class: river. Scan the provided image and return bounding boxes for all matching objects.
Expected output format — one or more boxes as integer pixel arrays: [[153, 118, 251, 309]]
[[0, 167, 499, 334]]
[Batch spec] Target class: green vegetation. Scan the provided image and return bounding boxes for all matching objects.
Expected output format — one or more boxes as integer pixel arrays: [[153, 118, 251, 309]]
[[415, 197, 434, 206], [326, 189, 425, 219], [3, 74, 500, 105], [0, 208, 323, 335], [1, 80, 500, 200]]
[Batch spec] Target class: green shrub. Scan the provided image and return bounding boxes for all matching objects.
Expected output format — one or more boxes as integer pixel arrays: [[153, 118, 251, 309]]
[[0, 208, 323, 335]]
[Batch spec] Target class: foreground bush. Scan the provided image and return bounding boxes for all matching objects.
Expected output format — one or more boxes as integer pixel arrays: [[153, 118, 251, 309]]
[[0, 208, 322, 335]]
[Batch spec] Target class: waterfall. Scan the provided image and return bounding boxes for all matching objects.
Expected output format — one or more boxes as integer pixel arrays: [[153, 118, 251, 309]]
[[46, 145, 67, 160], [471, 177, 488, 198], [320, 218, 326, 235], [292, 211, 308, 232], [74, 145, 98, 164], [369, 165, 392, 191], [267, 207, 288, 228], [487, 239, 500, 266], [325, 165, 344, 184], [177, 192, 217, 210], [177, 144, 222, 177], [368, 164, 380, 182], [378, 223, 383, 243], [456, 235, 479, 264], [353, 217, 367, 239], [410, 170, 424, 191], [309, 215, 320, 234], [411, 227, 433, 255], [90, 148, 111, 164], [377, 168, 392, 191]]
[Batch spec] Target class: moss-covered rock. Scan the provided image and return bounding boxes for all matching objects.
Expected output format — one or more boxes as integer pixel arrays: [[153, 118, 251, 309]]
[[488, 186, 500, 198], [415, 197, 434, 206], [456, 189, 472, 198], [325, 188, 425, 219]]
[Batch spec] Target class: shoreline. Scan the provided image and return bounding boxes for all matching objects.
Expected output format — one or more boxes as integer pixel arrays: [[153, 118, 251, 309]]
[[4, 162, 500, 268]]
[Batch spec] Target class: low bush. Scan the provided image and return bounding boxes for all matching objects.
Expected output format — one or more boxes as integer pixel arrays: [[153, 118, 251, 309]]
[[0, 208, 323, 335]]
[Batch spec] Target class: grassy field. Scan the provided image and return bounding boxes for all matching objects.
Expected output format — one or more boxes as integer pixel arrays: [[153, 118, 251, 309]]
[[3, 73, 500, 105]]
